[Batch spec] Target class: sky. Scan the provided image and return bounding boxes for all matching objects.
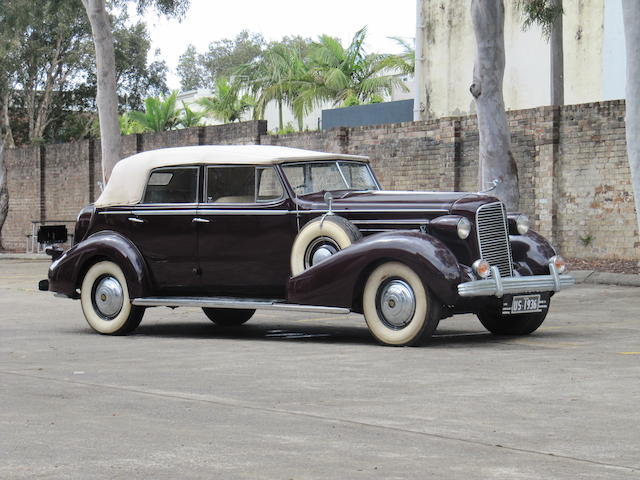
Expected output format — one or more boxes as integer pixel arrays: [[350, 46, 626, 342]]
[[139, 0, 416, 90]]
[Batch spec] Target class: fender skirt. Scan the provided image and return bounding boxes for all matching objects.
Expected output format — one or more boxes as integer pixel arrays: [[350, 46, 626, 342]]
[[48, 230, 153, 299], [287, 231, 462, 310]]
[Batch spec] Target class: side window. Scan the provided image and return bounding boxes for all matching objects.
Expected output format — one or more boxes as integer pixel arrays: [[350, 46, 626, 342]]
[[207, 166, 283, 203], [142, 167, 198, 204], [256, 167, 284, 202]]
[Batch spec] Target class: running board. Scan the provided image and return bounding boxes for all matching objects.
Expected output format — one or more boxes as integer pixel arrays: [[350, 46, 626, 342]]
[[131, 296, 350, 314]]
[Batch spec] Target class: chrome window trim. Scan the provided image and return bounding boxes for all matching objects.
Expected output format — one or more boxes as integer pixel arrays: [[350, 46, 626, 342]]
[[281, 160, 381, 195], [204, 164, 286, 205], [140, 165, 200, 205]]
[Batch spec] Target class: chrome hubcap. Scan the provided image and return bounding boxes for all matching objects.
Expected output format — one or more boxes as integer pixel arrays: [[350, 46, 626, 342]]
[[305, 237, 339, 269], [378, 279, 416, 329], [94, 276, 124, 319]]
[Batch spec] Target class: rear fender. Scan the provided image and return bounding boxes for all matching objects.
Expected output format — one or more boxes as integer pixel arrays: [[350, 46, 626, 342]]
[[48, 230, 153, 298], [287, 231, 462, 309]]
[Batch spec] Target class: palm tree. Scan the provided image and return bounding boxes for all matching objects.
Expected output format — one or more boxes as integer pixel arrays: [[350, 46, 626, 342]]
[[294, 27, 408, 117], [244, 43, 310, 131], [197, 77, 253, 124], [129, 91, 180, 132], [178, 101, 206, 128], [387, 36, 415, 75]]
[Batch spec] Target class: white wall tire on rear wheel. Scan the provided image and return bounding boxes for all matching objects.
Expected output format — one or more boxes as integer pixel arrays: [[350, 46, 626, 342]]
[[80, 261, 144, 335], [290, 215, 361, 276], [363, 262, 440, 346]]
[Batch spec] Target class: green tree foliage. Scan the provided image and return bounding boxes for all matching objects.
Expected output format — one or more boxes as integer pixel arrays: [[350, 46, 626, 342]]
[[1, 0, 93, 144], [177, 30, 264, 90], [241, 39, 311, 130], [386, 36, 415, 75], [0, 0, 169, 145], [177, 44, 206, 91], [118, 111, 145, 135], [294, 27, 407, 116], [178, 101, 205, 128], [197, 78, 253, 123], [112, 19, 169, 110], [517, 0, 563, 38], [129, 91, 180, 132]]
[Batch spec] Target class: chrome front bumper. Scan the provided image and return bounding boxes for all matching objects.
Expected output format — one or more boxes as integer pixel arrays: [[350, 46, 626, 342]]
[[457, 264, 575, 298]]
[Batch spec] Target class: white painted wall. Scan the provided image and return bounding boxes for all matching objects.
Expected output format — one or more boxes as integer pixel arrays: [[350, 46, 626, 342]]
[[416, 0, 626, 119]]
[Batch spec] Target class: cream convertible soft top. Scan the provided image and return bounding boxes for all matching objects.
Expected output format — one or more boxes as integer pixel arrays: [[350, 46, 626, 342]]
[[95, 145, 369, 207]]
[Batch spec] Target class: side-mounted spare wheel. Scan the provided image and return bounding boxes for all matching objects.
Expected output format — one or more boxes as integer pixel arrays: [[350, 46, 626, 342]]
[[290, 215, 362, 276], [80, 261, 145, 335], [362, 261, 441, 346]]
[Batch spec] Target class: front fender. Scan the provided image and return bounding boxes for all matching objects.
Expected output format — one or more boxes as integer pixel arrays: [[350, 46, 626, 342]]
[[48, 230, 153, 299], [510, 230, 556, 275], [287, 231, 462, 309]]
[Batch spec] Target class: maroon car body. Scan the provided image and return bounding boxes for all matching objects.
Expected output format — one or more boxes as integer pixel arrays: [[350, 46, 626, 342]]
[[43, 145, 574, 346]]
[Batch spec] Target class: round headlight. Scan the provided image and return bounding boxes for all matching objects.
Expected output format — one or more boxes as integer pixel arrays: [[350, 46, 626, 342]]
[[516, 214, 530, 235], [472, 259, 491, 279], [457, 217, 472, 239], [550, 255, 567, 274]]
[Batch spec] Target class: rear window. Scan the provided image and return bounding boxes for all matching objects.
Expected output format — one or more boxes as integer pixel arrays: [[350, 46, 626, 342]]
[[143, 167, 198, 204]]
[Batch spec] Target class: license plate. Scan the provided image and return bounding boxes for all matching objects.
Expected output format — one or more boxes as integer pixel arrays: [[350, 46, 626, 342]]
[[509, 294, 541, 314]]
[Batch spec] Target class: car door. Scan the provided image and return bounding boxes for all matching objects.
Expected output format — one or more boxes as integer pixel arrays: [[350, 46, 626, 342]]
[[126, 166, 200, 294], [196, 165, 297, 298]]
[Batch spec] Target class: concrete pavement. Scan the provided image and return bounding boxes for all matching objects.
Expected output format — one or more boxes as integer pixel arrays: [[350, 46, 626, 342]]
[[1, 259, 639, 479]]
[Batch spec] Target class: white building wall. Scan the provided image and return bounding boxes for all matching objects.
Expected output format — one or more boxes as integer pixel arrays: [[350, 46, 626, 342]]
[[416, 0, 626, 120]]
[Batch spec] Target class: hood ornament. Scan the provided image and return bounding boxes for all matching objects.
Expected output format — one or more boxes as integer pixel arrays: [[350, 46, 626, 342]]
[[479, 178, 501, 194]]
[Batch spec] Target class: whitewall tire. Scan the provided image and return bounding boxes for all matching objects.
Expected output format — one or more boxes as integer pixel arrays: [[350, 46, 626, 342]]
[[290, 216, 361, 276], [362, 262, 440, 346], [80, 261, 144, 335]]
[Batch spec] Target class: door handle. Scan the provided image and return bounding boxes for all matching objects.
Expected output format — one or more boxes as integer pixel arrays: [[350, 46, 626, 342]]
[[128, 217, 145, 223], [192, 217, 211, 223]]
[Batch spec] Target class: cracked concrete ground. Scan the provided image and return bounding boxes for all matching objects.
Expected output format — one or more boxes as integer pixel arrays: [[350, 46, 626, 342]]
[[1, 259, 639, 479]]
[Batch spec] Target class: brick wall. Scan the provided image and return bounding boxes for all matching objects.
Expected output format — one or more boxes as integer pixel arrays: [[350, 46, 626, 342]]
[[1, 105, 638, 261]]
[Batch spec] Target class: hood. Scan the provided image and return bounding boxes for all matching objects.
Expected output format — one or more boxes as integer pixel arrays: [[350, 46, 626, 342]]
[[297, 190, 501, 215]]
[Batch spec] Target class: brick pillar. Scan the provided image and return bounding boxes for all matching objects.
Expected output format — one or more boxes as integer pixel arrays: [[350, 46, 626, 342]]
[[438, 119, 461, 191], [533, 107, 560, 245]]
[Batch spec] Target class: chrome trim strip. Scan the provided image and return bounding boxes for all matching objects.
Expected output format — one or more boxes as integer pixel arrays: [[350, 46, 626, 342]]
[[351, 219, 428, 225], [303, 208, 448, 214], [197, 209, 292, 216], [132, 209, 199, 216], [132, 296, 350, 314], [101, 208, 446, 215], [457, 272, 576, 297]]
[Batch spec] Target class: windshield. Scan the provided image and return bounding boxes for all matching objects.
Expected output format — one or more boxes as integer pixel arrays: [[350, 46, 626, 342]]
[[282, 161, 379, 196]]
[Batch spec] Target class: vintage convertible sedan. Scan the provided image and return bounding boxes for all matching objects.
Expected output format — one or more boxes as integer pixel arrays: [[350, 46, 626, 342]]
[[41, 145, 574, 346]]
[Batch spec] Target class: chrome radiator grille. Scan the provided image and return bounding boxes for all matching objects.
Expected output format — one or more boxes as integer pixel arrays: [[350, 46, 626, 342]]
[[476, 202, 513, 277]]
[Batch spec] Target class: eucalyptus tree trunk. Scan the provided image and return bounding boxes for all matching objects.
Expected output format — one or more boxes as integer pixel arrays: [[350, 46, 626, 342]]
[[622, 0, 640, 261], [0, 139, 8, 250], [1, 91, 14, 149], [81, 0, 120, 183], [550, 0, 564, 105], [469, 0, 519, 210]]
